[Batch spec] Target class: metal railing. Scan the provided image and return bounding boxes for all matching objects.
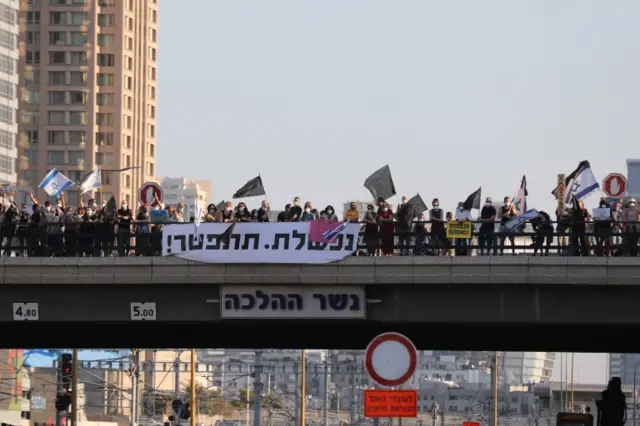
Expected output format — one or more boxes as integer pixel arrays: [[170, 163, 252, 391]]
[[0, 219, 636, 257]]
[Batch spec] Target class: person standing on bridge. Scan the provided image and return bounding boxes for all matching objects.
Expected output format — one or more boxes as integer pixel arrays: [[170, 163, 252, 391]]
[[620, 199, 639, 256]]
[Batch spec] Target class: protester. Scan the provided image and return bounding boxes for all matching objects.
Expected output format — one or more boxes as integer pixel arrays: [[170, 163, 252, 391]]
[[257, 200, 270, 222], [478, 197, 497, 255], [377, 201, 394, 256]]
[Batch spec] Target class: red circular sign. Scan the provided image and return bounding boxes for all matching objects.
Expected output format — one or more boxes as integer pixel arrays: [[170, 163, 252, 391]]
[[365, 332, 417, 387], [138, 182, 164, 205], [603, 173, 627, 197]]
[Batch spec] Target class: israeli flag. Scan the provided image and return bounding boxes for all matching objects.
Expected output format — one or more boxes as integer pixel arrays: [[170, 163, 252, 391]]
[[564, 161, 600, 204], [80, 167, 102, 194], [323, 221, 349, 240], [38, 169, 74, 196], [504, 209, 540, 231], [193, 200, 203, 243]]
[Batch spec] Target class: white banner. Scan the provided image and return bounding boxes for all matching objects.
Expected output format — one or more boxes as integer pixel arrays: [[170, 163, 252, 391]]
[[220, 285, 366, 319], [162, 222, 360, 264]]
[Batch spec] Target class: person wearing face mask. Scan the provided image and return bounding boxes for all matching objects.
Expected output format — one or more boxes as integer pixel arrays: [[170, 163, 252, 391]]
[[135, 205, 151, 256], [429, 198, 448, 255], [171, 202, 186, 223], [498, 197, 518, 255], [454, 202, 472, 256], [257, 200, 270, 222], [204, 204, 217, 222], [396, 196, 416, 256], [287, 197, 303, 222], [216, 202, 235, 223], [116, 200, 133, 256], [322, 205, 339, 223], [362, 204, 379, 256], [0, 200, 17, 257], [621, 198, 640, 256], [16, 203, 30, 256], [593, 198, 613, 256], [235, 202, 251, 222], [610, 200, 622, 254], [478, 197, 497, 256], [300, 202, 315, 222], [277, 204, 291, 222], [568, 199, 590, 256], [376, 202, 395, 256]]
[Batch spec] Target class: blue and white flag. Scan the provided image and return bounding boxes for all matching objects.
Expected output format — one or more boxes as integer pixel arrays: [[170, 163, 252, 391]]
[[322, 221, 349, 241], [512, 175, 528, 214], [80, 167, 102, 194], [552, 160, 600, 204], [193, 200, 203, 243], [38, 169, 74, 196], [504, 209, 540, 232]]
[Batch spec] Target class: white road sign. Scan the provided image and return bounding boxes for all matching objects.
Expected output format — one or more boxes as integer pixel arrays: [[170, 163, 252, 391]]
[[365, 332, 417, 387], [130, 302, 156, 320], [13, 302, 39, 321]]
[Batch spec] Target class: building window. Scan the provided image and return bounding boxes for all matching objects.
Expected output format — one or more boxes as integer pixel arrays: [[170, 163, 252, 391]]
[[26, 51, 40, 65], [70, 12, 88, 25], [25, 69, 39, 85], [125, 76, 132, 90], [69, 51, 87, 65], [95, 152, 114, 166], [147, 143, 155, 156], [0, 80, 13, 101], [49, 51, 65, 65], [122, 154, 130, 167], [23, 91, 39, 104], [147, 124, 155, 138], [123, 134, 131, 149], [48, 131, 65, 144], [50, 0, 66, 5], [49, 11, 66, 25], [96, 113, 114, 126], [48, 91, 66, 105], [68, 151, 84, 165], [125, 36, 133, 50], [126, 17, 133, 31], [69, 91, 87, 105], [27, 31, 40, 44], [26, 130, 39, 144], [70, 31, 87, 45], [49, 31, 65, 45], [95, 132, 114, 146], [151, 9, 157, 23], [146, 162, 154, 176], [148, 85, 156, 100], [21, 111, 39, 124], [0, 54, 15, 74], [149, 28, 157, 42], [99, 0, 116, 7], [69, 131, 86, 145], [125, 56, 132, 70], [0, 129, 13, 150], [97, 34, 115, 47], [69, 111, 86, 125], [123, 115, 132, 129], [123, 95, 132, 109], [27, 11, 40, 24], [149, 47, 156, 61], [98, 14, 116, 26], [148, 67, 156, 80], [0, 29, 15, 49], [0, 105, 12, 124], [48, 111, 66, 125], [23, 150, 38, 165], [96, 93, 114, 106], [69, 71, 87, 85], [148, 105, 155, 119], [97, 73, 114, 86], [48, 71, 65, 85], [97, 53, 115, 67], [71, 0, 88, 4], [48, 151, 66, 165]]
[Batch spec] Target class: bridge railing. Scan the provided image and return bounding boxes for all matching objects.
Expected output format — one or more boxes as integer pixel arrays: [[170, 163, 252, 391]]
[[0, 219, 637, 257]]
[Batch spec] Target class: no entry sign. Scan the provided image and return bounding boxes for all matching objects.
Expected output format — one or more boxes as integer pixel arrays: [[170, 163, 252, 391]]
[[365, 332, 417, 387]]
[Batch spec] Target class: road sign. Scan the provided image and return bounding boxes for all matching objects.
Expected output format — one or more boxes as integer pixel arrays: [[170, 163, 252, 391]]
[[138, 181, 163, 205], [363, 389, 417, 418], [365, 332, 417, 387], [13, 302, 39, 321], [602, 173, 627, 198], [130, 302, 156, 320], [463, 422, 481, 426]]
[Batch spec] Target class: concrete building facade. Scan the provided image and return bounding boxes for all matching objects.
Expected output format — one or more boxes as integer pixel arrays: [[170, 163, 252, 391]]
[[160, 177, 211, 216], [17, 0, 158, 205], [0, 0, 18, 186]]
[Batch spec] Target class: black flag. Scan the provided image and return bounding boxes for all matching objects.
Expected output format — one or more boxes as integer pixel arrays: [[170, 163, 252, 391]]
[[233, 176, 265, 199], [463, 187, 482, 210], [407, 194, 428, 215], [364, 165, 396, 201], [219, 222, 236, 248], [216, 200, 226, 211]]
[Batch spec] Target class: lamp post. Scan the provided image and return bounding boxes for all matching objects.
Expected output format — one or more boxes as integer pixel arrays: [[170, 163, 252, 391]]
[[634, 361, 640, 426]]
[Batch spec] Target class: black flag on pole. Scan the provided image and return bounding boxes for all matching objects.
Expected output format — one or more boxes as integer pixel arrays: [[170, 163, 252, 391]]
[[232, 176, 265, 199], [407, 194, 428, 215], [463, 187, 482, 210], [364, 165, 396, 201], [216, 200, 226, 211]]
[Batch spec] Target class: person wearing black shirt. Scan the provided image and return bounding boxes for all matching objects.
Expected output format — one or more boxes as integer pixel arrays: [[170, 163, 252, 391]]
[[116, 200, 133, 256], [429, 198, 449, 254], [1, 202, 17, 256], [28, 204, 46, 256], [16, 203, 29, 256], [478, 197, 497, 255], [569, 199, 590, 256], [530, 210, 554, 256], [396, 196, 416, 256], [498, 197, 518, 255], [257, 200, 270, 222], [287, 197, 303, 222], [593, 199, 613, 256], [277, 204, 291, 222]]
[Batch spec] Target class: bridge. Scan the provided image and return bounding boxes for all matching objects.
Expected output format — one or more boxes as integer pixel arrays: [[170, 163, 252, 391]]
[[1, 256, 639, 351]]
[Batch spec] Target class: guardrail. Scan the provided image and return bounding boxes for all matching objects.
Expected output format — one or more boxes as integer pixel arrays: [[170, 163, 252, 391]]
[[0, 220, 636, 257]]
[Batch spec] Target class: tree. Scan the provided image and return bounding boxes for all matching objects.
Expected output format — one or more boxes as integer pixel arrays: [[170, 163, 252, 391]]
[[181, 383, 234, 417]]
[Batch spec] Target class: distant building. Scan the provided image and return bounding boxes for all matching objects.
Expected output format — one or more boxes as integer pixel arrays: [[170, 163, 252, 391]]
[[501, 352, 555, 384], [608, 353, 640, 384], [160, 177, 211, 218]]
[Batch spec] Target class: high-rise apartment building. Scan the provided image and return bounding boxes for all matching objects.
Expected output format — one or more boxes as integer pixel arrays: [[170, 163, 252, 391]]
[[501, 352, 555, 384], [0, 0, 18, 186], [17, 0, 158, 205]]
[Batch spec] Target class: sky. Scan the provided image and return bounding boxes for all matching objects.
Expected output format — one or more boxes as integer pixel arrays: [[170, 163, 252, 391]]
[[155, 1, 639, 381]]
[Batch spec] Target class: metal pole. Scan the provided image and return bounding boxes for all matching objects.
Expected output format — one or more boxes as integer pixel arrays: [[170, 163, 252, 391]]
[[175, 356, 181, 426], [570, 353, 575, 413], [493, 352, 498, 426], [323, 361, 329, 426], [56, 355, 62, 426], [560, 353, 564, 412], [634, 361, 640, 426], [349, 362, 356, 426], [71, 349, 78, 426], [190, 349, 196, 426], [300, 350, 307, 426], [131, 350, 140, 426], [246, 374, 250, 426], [254, 351, 263, 426], [294, 363, 299, 426]]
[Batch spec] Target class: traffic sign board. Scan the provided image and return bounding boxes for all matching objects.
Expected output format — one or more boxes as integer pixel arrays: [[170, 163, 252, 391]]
[[603, 173, 627, 197], [365, 332, 417, 387], [363, 389, 417, 418], [138, 181, 163, 205]]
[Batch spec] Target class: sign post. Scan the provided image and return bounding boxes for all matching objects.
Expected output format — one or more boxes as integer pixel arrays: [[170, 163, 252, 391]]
[[363, 332, 418, 421], [138, 182, 163, 206]]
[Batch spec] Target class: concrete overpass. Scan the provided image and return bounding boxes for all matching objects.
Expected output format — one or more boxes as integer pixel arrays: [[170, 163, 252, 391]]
[[1, 256, 639, 351]]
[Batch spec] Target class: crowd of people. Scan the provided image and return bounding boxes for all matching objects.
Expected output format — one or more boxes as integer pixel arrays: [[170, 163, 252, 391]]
[[0, 191, 638, 258]]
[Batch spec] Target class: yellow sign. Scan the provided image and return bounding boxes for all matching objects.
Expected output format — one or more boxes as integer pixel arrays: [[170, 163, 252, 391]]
[[446, 221, 472, 239], [363, 389, 417, 418]]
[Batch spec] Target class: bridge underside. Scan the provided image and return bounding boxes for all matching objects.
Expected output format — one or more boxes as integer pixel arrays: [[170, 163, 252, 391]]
[[2, 283, 638, 351]]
